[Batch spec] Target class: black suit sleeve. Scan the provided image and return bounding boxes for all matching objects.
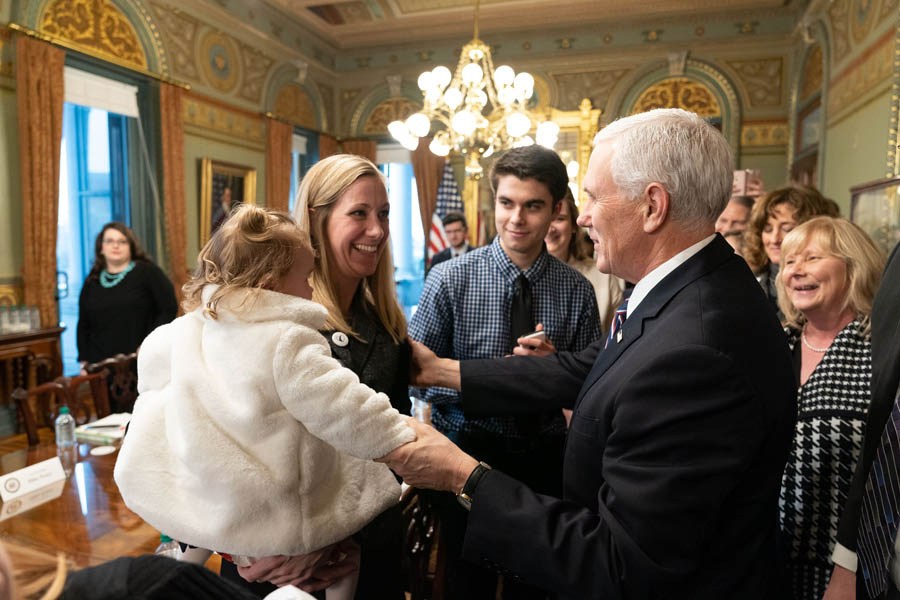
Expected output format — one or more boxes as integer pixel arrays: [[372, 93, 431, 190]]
[[461, 345, 765, 599], [836, 242, 900, 552], [460, 342, 600, 416]]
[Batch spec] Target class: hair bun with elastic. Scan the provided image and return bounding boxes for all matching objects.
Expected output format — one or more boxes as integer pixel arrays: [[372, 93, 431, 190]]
[[234, 205, 268, 235]]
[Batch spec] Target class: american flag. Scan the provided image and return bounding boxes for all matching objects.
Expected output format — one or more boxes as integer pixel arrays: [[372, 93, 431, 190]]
[[428, 160, 464, 260]]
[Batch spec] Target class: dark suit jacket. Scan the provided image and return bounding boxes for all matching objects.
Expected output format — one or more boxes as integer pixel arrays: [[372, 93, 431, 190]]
[[430, 244, 471, 269], [323, 295, 411, 416], [457, 235, 796, 599], [835, 242, 900, 598]]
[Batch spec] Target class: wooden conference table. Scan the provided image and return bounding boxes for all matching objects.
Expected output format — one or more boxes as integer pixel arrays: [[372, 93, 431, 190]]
[[0, 441, 159, 567]]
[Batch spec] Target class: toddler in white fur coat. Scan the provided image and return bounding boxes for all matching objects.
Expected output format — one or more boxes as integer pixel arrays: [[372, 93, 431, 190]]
[[114, 206, 415, 599]]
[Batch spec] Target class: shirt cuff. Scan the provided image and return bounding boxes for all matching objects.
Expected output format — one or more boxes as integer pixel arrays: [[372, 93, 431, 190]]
[[832, 543, 858, 573]]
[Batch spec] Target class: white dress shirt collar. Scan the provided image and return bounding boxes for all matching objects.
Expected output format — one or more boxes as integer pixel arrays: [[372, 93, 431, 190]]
[[627, 234, 716, 319]]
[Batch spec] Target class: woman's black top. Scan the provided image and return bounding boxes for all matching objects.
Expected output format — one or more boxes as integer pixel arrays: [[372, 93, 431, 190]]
[[77, 261, 178, 363]]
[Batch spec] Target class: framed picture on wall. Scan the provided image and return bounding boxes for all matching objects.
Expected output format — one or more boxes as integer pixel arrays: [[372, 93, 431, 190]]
[[850, 177, 900, 255], [199, 159, 257, 247]]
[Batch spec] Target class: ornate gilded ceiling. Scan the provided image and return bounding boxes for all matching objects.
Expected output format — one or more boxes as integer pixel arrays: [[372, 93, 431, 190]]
[[263, 0, 792, 48]]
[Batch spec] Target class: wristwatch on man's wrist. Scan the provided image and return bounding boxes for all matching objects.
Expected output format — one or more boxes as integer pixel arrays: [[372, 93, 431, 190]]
[[456, 461, 492, 510]]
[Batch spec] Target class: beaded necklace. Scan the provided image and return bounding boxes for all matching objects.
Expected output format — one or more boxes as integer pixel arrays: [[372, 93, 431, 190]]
[[100, 262, 135, 288]]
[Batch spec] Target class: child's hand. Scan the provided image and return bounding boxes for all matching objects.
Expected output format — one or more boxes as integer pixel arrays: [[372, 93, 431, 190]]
[[237, 552, 325, 585], [296, 539, 360, 592]]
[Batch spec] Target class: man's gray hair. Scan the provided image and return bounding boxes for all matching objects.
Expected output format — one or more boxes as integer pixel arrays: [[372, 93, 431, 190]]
[[594, 109, 734, 230]]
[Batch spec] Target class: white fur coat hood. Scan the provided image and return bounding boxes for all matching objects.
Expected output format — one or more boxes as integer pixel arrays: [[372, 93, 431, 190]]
[[114, 285, 415, 556]]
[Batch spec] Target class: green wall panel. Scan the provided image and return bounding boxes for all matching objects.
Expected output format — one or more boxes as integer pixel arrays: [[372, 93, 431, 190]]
[[739, 151, 788, 193], [0, 86, 22, 279], [823, 91, 892, 214]]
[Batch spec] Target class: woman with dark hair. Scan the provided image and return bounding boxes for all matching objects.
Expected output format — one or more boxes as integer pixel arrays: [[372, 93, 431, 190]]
[[544, 190, 623, 332], [77, 222, 177, 369], [743, 186, 839, 317]]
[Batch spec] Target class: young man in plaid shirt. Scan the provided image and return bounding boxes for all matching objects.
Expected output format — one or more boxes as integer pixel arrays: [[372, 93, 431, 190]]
[[409, 145, 601, 600]]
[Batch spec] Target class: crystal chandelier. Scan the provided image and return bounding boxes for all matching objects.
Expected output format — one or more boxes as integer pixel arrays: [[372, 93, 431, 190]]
[[388, 0, 559, 178]]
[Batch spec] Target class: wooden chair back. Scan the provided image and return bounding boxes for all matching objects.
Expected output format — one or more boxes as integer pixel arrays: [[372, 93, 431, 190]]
[[10, 370, 110, 446], [0, 350, 61, 404], [84, 353, 137, 413]]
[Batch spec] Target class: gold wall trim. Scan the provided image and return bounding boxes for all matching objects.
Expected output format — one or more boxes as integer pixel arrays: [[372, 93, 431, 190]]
[[889, 22, 900, 177], [0, 281, 24, 306], [183, 96, 266, 149], [741, 120, 788, 147]]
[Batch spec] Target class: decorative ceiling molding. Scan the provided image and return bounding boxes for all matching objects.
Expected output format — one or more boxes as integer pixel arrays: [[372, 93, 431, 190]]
[[630, 77, 722, 116], [148, 2, 200, 81], [827, 0, 851, 66], [726, 57, 784, 106], [550, 68, 633, 111], [799, 44, 823, 102], [263, 0, 791, 49], [39, 0, 148, 69]]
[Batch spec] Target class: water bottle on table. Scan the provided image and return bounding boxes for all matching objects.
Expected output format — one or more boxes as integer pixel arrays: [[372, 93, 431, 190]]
[[55, 406, 77, 475], [155, 534, 180, 559], [412, 397, 431, 425]]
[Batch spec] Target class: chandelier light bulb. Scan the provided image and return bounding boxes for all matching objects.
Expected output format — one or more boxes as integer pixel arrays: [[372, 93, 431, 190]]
[[512, 135, 535, 148], [567, 160, 580, 178], [432, 66, 452, 90], [536, 121, 560, 147], [406, 113, 431, 138], [514, 72, 534, 92], [400, 134, 420, 151], [506, 112, 531, 138], [425, 87, 442, 103], [387, 120, 408, 140], [429, 137, 451, 156], [443, 88, 463, 110], [497, 87, 516, 105], [538, 121, 560, 137], [418, 71, 436, 91], [451, 111, 477, 136], [462, 63, 484, 86], [493, 65, 515, 87], [474, 90, 488, 107]]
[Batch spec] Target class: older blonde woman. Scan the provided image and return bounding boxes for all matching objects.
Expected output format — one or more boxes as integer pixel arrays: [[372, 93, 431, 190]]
[[775, 216, 885, 599], [233, 155, 410, 599]]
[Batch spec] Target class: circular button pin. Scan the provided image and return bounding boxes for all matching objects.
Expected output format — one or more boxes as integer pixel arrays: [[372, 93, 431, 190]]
[[332, 332, 349, 347]]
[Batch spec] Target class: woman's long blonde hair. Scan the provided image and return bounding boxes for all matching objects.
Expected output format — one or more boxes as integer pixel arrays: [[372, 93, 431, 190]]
[[182, 205, 312, 318], [293, 154, 406, 343], [775, 216, 885, 336]]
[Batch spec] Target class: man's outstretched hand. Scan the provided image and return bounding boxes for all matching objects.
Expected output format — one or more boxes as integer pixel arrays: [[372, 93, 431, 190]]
[[378, 417, 478, 493], [408, 340, 462, 390]]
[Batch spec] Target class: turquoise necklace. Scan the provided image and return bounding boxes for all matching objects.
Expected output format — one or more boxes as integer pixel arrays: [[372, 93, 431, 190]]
[[100, 261, 135, 288]]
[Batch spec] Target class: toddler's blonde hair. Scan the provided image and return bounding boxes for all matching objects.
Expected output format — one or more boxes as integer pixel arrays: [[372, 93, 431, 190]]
[[182, 205, 312, 319]]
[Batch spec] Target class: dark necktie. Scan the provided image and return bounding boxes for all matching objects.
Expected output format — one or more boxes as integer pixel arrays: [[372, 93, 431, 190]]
[[604, 288, 632, 349], [510, 274, 533, 349], [510, 273, 540, 437], [858, 393, 900, 597]]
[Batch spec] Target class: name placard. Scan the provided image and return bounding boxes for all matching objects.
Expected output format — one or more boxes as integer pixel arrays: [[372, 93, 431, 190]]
[[0, 480, 65, 520], [0, 457, 66, 502]]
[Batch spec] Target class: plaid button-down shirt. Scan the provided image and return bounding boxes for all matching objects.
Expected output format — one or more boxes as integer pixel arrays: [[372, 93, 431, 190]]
[[409, 236, 602, 439]]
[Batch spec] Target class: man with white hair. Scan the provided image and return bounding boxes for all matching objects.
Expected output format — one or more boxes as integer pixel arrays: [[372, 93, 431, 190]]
[[382, 109, 796, 599]]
